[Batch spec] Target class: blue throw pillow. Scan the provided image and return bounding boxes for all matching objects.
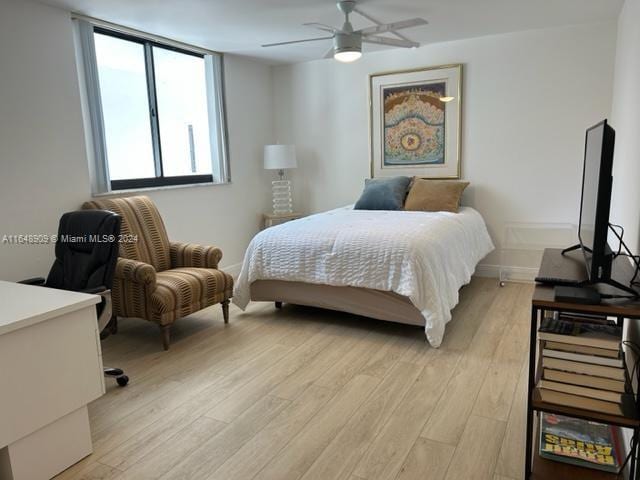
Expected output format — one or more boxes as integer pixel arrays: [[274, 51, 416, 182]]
[[354, 176, 412, 211]]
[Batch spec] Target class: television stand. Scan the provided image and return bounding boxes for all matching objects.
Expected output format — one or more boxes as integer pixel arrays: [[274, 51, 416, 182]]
[[526, 248, 640, 480], [561, 244, 591, 255], [597, 277, 640, 298], [561, 225, 639, 297]]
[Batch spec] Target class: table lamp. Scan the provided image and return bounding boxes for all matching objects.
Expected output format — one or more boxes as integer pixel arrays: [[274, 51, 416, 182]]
[[264, 144, 297, 214]]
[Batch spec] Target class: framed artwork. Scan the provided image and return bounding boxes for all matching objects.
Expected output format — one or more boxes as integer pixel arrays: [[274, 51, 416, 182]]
[[369, 64, 462, 179]]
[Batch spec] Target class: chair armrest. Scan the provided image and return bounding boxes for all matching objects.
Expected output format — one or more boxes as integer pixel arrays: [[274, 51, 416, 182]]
[[115, 258, 156, 288], [170, 241, 223, 269], [18, 277, 45, 286]]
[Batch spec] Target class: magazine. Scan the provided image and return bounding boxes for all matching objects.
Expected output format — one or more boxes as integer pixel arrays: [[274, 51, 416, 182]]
[[538, 317, 621, 350], [539, 413, 623, 473]]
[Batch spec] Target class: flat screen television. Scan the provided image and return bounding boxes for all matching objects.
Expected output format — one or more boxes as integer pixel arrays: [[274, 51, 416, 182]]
[[578, 119, 615, 282]]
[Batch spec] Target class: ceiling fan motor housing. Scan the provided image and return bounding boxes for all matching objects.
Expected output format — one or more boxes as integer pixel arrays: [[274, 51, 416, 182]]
[[337, 0, 357, 15], [334, 31, 362, 54]]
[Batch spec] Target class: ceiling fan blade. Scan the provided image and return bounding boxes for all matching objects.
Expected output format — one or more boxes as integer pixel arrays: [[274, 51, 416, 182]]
[[323, 46, 335, 59], [359, 18, 428, 36], [303, 22, 340, 34], [362, 35, 418, 48], [353, 6, 414, 43], [262, 36, 333, 48]]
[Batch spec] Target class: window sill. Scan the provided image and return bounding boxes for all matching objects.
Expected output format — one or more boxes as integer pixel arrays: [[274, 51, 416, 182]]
[[92, 180, 231, 197]]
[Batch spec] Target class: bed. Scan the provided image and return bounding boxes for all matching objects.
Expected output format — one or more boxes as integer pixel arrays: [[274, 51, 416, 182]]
[[233, 205, 494, 347]]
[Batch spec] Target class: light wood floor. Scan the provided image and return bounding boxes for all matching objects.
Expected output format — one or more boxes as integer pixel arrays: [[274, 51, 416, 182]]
[[55, 277, 531, 480]]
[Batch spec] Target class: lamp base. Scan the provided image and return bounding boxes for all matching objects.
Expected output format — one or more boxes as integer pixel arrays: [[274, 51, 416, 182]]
[[272, 180, 293, 214]]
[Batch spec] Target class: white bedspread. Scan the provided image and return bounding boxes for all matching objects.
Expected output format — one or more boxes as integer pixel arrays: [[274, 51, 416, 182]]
[[233, 206, 494, 346]]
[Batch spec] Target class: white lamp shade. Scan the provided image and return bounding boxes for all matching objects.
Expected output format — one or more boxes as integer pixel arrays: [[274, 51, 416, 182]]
[[264, 144, 297, 170]]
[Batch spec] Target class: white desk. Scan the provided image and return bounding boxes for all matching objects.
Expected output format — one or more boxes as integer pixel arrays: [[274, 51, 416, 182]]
[[0, 281, 105, 480]]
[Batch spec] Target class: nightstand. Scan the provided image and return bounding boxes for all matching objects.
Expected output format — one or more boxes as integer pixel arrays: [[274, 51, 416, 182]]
[[263, 212, 303, 229]]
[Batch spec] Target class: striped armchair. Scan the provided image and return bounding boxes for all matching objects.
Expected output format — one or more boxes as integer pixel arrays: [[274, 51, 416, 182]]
[[83, 196, 233, 350]]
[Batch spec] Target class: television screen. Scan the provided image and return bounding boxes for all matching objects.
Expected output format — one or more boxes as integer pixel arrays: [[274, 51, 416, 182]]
[[578, 120, 615, 281], [578, 126, 603, 252]]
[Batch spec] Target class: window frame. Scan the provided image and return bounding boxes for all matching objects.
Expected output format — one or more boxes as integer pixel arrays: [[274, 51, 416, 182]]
[[81, 23, 229, 192]]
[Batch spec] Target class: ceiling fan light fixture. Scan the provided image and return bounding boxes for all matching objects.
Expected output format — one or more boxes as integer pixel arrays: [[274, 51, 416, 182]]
[[334, 50, 362, 62], [333, 31, 362, 63]]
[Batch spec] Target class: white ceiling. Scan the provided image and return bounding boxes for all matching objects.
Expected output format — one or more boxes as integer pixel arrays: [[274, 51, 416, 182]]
[[41, 0, 623, 64]]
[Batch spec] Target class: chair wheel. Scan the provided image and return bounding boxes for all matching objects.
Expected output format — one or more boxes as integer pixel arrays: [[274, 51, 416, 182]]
[[116, 375, 129, 387]]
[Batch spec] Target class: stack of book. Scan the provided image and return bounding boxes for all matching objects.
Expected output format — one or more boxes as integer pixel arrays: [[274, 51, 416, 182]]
[[537, 314, 627, 416]]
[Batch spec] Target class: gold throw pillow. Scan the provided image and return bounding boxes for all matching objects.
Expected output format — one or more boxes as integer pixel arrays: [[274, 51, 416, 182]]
[[404, 178, 469, 213]]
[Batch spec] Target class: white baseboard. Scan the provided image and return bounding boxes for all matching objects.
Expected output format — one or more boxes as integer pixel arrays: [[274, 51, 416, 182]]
[[474, 264, 499, 278], [222, 262, 243, 280], [500, 266, 538, 283], [474, 263, 538, 283]]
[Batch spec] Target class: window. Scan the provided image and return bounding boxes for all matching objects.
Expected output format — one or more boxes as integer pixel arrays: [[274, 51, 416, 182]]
[[77, 22, 229, 192]]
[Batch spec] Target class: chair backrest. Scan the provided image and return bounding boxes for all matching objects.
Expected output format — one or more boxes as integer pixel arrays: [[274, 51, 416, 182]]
[[82, 196, 171, 271], [45, 210, 121, 292]]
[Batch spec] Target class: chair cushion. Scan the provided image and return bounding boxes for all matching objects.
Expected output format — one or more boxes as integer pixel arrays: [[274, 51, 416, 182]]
[[46, 210, 121, 292], [83, 196, 171, 271], [151, 268, 233, 324]]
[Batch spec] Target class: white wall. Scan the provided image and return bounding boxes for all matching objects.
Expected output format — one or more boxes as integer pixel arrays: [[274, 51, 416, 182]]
[[610, 0, 640, 420], [610, 0, 640, 253], [0, 0, 272, 281], [0, 0, 624, 280], [272, 23, 617, 268]]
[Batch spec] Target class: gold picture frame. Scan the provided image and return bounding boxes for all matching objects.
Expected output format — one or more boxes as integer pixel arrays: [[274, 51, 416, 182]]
[[369, 64, 463, 179]]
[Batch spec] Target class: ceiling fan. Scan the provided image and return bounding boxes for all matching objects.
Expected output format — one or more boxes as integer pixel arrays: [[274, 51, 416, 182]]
[[261, 0, 428, 63]]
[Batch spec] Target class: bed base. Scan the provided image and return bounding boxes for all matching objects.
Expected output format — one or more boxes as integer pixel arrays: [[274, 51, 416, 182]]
[[250, 280, 424, 326]]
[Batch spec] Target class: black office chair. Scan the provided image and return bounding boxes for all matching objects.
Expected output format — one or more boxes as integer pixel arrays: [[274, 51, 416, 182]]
[[20, 210, 129, 386]]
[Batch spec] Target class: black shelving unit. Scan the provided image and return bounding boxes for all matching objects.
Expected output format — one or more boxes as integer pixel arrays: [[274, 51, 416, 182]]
[[526, 249, 640, 480]]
